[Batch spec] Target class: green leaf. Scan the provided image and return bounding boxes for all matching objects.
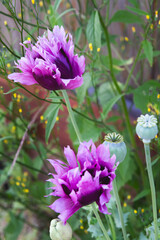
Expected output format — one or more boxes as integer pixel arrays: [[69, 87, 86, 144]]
[[142, 40, 153, 66], [53, 0, 62, 11], [3, 87, 20, 95], [56, 8, 75, 21], [45, 104, 60, 143], [76, 72, 91, 105], [110, 10, 143, 24], [4, 212, 23, 240], [75, 27, 82, 45], [133, 189, 150, 202], [0, 136, 14, 142], [86, 10, 101, 49], [133, 80, 160, 113], [103, 94, 124, 117], [126, 6, 148, 16]]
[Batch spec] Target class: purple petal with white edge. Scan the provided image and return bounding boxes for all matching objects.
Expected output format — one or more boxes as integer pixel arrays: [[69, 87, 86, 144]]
[[8, 72, 37, 85], [64, 146, 78, 168]]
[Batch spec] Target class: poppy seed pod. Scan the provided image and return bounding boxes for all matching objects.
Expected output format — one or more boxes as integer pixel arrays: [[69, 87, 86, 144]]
[[49, 219, 72, 240], [136, 114, 158, 143], [103, 132, 127, 163]]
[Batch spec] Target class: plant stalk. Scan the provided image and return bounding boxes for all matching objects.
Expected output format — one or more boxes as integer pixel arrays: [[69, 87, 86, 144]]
[[144, 143, 158, 240], [113, 179, 128, 240]]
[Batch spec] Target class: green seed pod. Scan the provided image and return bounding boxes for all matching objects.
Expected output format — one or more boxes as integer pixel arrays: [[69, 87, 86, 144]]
[[136, 114, 158, 143], [104, 132, 127, 163], [49, 219, 72, 240]]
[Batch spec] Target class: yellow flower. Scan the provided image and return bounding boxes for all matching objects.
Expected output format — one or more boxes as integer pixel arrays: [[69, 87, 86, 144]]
[[146, 15, 150, 20], [40, 115, 44, 121], [7, 63, 11, 68], [150, 24, 153, 30], [56, 116, 59, 121], [11, 126, 16, 133], [24, 171, 28, 177], [39, 1, 43, 7], [16, 182, 20, 186], [157, 94, 160, 99], [13, 93, 17, 98], [132, 26, 136, 33], [27, 37, 31, 41], [80, 225, 84, 230], [18, 13, 22, 18], [127, 195, 131, 200], [66, 3, 70, 9], [19, 108, 22, 113], [123, 202, 127, 207], [155, 135, 158, 139], [84, 229, 88, 234], [16, 176, 21, 181], [31, 0, 35, 4], [124, 37, 129, 42], [23, 188, 29, 193], [89, 43, 93, 51], [3, 139, 8, 144], [4, 20, 8, 26], [148, 107, 151, 112], [155, 11, 158, 18], [21, 183, 26, 187], [97, 47, 101, 52], [45, 120, 48, 124], [134, 210, 137, 214], [80, 219, 83, 224], [141, 209, 144, 213], [47, 9, 51, 15]]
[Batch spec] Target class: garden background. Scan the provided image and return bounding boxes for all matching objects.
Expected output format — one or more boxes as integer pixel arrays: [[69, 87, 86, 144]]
[[0, 0, 160, 239]]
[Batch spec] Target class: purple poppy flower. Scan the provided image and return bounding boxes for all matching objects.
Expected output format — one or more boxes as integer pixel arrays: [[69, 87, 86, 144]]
[[47, 140, 117, 224], [8, 26, 85, 90]]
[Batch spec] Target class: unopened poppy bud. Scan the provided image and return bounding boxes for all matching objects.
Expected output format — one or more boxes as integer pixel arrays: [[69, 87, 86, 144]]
[[136, 114, 158, 143], [49, 219, 72, 240], [104, 132, 127, 163]]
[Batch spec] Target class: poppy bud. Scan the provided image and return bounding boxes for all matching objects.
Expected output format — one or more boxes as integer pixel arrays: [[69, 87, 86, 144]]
[[136, 114, 158, 143], [104, 132, 127, 163], [49, 219, 72, 240]]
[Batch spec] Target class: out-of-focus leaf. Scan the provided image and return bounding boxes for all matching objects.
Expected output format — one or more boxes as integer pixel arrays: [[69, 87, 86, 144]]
[[3, 87, 20, 94], [86, 10, 101, 49], [133, 189, 150, 202], [76, 72, 91, 105], [126, 6, 148, 16], [142, 40, 153, 66], [53, 0, 62, 11], [110, 10, 143, 24], [103, 94, 124, 117], [133, 80, 160, 113], [45, 104, 60, 143], [4, 212, 23, 240]]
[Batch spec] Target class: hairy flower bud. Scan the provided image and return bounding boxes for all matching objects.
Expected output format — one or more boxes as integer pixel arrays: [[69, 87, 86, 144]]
[[136, 114, 158, 143], [104, 132, 127, 163], [49, 219, 72, 240]]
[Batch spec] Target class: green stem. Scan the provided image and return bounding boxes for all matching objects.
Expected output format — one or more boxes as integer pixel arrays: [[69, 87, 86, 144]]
[[62, 90, 82, 143], [144, 143, 158, 240], [92, 203, 111, 240], [113, 180, 128, 240], [107, 215, 116, 240]]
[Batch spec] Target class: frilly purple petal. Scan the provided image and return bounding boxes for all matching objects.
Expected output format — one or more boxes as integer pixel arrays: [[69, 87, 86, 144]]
[[47, 139, 117, 223], [8, 25, 85, 90]]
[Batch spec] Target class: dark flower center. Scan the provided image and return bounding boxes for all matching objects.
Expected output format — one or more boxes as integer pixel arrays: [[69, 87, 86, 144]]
[[99, 176, 110, 185], [54, 48, 73, 79], [62, 184, 71, 195], [78, 188, 103, 206]]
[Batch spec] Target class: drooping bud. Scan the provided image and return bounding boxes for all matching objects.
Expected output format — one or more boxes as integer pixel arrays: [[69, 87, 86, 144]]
[[104, 132, 127, 163], [49, 219, 72, 240], [136, 114, 158, 143]]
